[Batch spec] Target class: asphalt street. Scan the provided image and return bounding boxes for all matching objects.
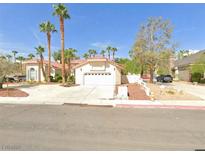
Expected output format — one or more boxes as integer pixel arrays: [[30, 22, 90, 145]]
[[0, 104, 205, 150]]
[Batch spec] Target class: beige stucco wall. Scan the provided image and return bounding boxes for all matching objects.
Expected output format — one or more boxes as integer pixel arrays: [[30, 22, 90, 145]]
[[26, 64, 56, 82]]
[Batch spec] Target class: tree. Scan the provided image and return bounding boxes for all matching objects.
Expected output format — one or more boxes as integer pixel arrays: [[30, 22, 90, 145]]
[[132, 17, 174, 83], [35, 46, 46, 82], [191, 54, 205, 82], [88, 49, 93, 58], [0, 57, 20, 89], [40, 21, 57, 82], [116, 58, 141, 75], [6, 54, 12, 61], [111, 47, 117, 60], [83, 53, 89, 59], [12, 50, 18, 63], [28, 53, 35, 60], [16, 56, 25, 74], [92, 50, 97, 57], [100, 50, 106, 57], [65, 48, 77, 77], [88, 49, 97, 57], [53, 50, 61, 63], [106, 46, 112, 59], [53, 4, 70, 85]]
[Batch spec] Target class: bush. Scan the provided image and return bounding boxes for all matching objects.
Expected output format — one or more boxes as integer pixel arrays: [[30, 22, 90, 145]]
[[53, 74, 62, 82], [191, 73, 202, 83], [199, 79, 205, 84], [67, 75, 75, 84]]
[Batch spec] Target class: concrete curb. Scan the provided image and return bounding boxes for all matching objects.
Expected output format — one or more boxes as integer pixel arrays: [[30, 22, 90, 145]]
[[116, 104, 205, 110]]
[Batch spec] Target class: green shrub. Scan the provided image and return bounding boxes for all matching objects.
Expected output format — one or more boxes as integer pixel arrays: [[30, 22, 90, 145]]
[[199, 79, 205, 84], [67, 75, 75, 84], [53, 74, 62, 82], [191, 73, 202, 83]]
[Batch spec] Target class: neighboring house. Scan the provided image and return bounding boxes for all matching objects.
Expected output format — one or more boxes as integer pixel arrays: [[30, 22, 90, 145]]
[[73, 57, 124, 86], [173, 50, 205, 81], [23, 59, 84, 82]]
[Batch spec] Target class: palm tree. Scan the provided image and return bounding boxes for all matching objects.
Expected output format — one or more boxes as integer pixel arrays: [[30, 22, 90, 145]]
[[16, 56, 25, 74], [65, 48, 77, 77], [92, 50, 97, 57], [111, 47, 117, 60], [35, 46, 46, 82], [100, 50, 106, 57], [40, 21, 57, 82], [83, 53, 89, 59], [53, 50, 61, 63], [28, 53, 35, 60], [88, 49, 93, 58], [6, 54, 12, 61], [106, 46, 112, 59], [53, 3, 70, 85], [12, 50, 18, 63]]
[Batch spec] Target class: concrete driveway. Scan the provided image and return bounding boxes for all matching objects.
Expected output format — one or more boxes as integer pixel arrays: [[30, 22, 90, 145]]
[[0, 84, 116, 105]]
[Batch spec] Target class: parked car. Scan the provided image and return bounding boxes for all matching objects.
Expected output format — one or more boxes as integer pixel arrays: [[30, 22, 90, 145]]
[[5, 77, 15, 83], [14, 75, 26, 82], [156, 75, 173, 83]]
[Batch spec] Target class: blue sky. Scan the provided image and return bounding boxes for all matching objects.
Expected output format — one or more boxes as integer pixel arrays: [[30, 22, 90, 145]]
[[0, 3, 205, 59]]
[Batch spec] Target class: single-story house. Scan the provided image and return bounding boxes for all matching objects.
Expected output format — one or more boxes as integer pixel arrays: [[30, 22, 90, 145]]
[[173, 50, 205, 81], [23, 59, 84, 82], [72, 57, 124, 86]]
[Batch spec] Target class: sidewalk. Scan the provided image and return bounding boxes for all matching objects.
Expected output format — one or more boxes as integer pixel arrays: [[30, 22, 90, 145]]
[[0, 97, 205, 110]]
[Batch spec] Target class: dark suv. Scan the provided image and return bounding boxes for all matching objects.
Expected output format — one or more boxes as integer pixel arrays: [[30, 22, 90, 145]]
[[156, 75, 173, 83]]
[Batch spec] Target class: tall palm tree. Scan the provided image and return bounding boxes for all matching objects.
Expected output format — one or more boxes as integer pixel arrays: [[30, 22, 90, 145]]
[[35, 46, 46, 82], [100, 50, 106, 57], [6, 54, 12, 61], [106, 46, 112, 59], [40, 21, 57, 82], [111, 47, 117, 60], [53, 4, 70, 84], [28, 53, 35, 60], [12, 50, 18, 63], [16, 56, 25, 74], [83, 53, 89, 59], [65, 48, 77, 77]]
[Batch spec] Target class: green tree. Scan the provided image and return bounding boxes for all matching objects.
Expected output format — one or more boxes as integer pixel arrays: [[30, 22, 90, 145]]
[[40, 21, 57, 82], [28, 53, 35, 60], [53, 3, 70, 85], [65, 48, 77, 77], [106, 46, 112, 59], [83, 53, 89, 59], [132, 17, 174, 83], [12, 50, 18, 63], [16, 56, 25, 74], [35, 46, 46, 82], [88, 49, 97, 57], [100, 50, 106, 57], [116, 58, 141, 75], [111, 47, 117, 60], [53, 50, 61, 63], [6, 54, 12, 61]]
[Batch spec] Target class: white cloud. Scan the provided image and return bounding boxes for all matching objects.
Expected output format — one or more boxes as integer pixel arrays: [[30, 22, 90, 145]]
[[90, 41, 122, 50], [188, 49, 200, 54]]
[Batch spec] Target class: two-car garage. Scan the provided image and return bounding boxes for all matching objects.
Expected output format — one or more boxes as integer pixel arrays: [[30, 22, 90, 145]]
[[73, 58, 123, 86], [83, 72, 114, 85]]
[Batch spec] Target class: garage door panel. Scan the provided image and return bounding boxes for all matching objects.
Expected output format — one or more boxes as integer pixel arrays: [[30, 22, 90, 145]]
[[84, 73, 114, 85]]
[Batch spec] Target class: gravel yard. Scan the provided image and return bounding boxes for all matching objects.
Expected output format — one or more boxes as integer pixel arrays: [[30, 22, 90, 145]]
[[147, 83, 202, 100]]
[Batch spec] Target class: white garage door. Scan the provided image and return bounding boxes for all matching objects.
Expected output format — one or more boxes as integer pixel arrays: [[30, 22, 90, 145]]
[[83, 73, 114, 85]]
